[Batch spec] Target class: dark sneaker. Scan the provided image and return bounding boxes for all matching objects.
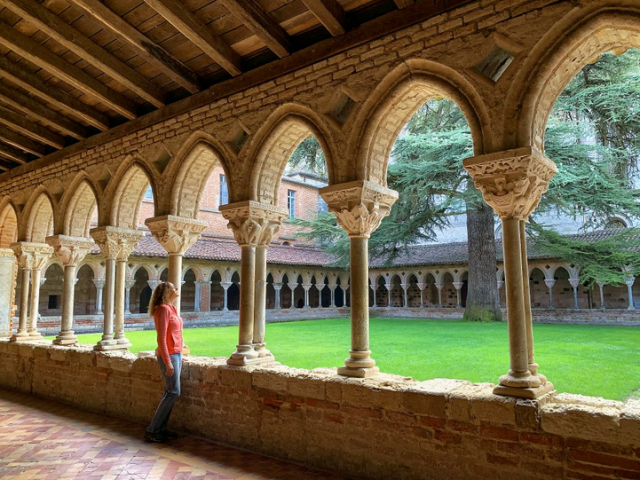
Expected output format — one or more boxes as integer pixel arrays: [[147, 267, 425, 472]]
[[162, 430, 178, 441], [144, 431, 166, 443]]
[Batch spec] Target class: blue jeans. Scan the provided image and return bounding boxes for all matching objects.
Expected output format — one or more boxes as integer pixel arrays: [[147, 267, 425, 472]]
[[147, 353, 182, 434]]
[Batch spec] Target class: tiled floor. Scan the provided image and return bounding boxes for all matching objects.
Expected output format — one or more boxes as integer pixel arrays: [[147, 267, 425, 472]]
[[0, 389, 354, 480]]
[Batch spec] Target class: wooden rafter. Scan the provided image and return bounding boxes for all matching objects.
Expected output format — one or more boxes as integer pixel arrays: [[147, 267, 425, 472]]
[[0, 56, 109, 131], [0, 105, 65, 149], [72, 0, 201, 94], [393, 0, 415, 8], [222, 0, 291, 58], [0, 143, 28, 165], [144, 0, 242, 77], [0, 20, 138, 120], [0, 83, 88, 140], [0, 0, 165, 108], [0, 128, 46, 157], [300, 0, 347, 36]]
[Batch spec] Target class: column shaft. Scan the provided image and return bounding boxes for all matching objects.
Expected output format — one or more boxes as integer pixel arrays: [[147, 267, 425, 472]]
[[28, 268, 43, 337], [114, 259, 130, 346], [253, 245, 271, 358], [54, 264, 78, 345], [95, 284, 104, 314], [169, 254, 182, 314], [519, 221, 537, 375], [12, 267, 30, 340], [228, 245, 257, 365], [98, 258, 116, 348]]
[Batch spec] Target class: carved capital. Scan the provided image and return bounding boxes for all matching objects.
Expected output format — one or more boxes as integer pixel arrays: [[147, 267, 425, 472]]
[[219, 201, 287, 247], [94, 278, 106, 289], [90, 226, 144, 260], [145, 215, 207, 255], [0, 247, 15, 258], [10, 242, 53, 270], [463, 147, 557, 220], [320, 181, 398, 238], [46, 235, 94, 266]]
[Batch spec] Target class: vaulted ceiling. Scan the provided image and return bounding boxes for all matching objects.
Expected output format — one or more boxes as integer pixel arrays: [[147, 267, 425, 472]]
[[0, 0, 471, 171]]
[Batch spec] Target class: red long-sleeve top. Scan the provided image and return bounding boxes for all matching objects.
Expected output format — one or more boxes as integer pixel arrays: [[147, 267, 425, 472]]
[[154, 304, 183, 365]]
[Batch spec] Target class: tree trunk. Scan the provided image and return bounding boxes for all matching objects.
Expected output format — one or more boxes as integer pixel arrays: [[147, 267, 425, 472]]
[[464, 196, 502, 321]]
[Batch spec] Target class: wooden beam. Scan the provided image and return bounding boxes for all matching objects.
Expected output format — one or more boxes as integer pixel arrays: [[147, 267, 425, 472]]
[[0, 105, 65, 149], [0, 21, 138, 120], [222, 0, 291, 58], [300, 0, 346, 36], [0, 56, 109, 131], [144, 0, 242, 77], [0, 143, 27, 165], [0, 83, 88, 140], [393, 0, 415, 8], [73, 0, 201, 94], [1, 0, 165, 108], [0, 128, 46, 156]]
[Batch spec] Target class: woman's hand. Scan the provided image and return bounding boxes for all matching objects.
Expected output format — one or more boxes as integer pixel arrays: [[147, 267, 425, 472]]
[[165, 363, 175, 377]]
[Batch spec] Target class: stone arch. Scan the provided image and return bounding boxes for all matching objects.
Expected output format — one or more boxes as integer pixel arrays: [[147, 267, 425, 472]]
[[349, 59, 489, 185], [168, 133, 235, 219], [507, 8, 640, 152], [132, 264, 155, 280], [0, 200, 19, 248], [247, 105, 336, 205], [108, 160, 157, 229], [21, 190, 55, 242], [60, 175, 99, 237]]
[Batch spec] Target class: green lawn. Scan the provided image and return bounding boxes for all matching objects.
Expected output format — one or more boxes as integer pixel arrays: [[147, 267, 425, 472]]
[[55, 318, 640, 401]]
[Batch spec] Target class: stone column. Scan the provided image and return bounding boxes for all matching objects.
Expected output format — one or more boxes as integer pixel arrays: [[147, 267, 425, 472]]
[[435, 283, 443, 307], [321, 180, 398, 378], [597, 282, 606, 310], [46, 236, 94, 345], [570, 278, 581, 308], [371, 283, 377, 308], [453, 281, 463, 308], [287, 281, 298, 308], [497, 280, 503, 308], [464, 147, 555, 398], [417, 282, 426, 308], [544, 279, 555, 308], [220, 201, 286, 365], [328, 283, 337, 308], [384, 283, 392, 307], [400, 283, 409, 308], [124, 278, 135, 315], [625, 276, 635, 310], [302, 283, 312, 308], [145, 216, 207, 316], [197, 281, 211, 312], [273, 282, 282, 309], [147, 279, 159, 291], [90, 226, 143, 351], [10, 242, 52, 341], [0, 249, 16, 338], [220, 281, 231, 311]]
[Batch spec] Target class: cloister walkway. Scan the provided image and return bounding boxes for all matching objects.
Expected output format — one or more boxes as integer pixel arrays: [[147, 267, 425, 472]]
[[0, 389, 353, 480]]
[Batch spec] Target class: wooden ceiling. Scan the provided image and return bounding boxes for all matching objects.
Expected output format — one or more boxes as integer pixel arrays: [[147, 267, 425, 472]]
[[0, 0, 462, 170]]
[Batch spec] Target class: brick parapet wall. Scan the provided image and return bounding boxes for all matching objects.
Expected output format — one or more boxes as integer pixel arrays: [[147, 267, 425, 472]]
[[1, 341, 639, 480]]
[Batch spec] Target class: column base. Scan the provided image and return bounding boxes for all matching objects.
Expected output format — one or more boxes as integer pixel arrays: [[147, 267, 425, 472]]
[[338, 365, 380, 378], [498, 370, 542, 389], [94, 338, 119, 351], [493, 382, 555, 399], [227, 345, 259, 366], [28, 331, 44, 339], [10, 331, 33, 342], [115, 337, 132, 348], [253, 343, 274, 359], [53, 331, 78, 346]]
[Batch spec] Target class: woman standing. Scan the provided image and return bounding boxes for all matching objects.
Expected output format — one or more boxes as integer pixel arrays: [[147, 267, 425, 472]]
[[144, 281, 184, 443]]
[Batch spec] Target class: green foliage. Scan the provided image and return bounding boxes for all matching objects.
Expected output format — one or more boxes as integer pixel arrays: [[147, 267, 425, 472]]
[[286, 137, 327, 176]]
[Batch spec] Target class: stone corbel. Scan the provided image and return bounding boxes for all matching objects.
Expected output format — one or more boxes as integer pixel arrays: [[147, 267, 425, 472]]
[[219, 201, 287, 246], [320, 180, 398, 237], [463, 147, 557, 220], [10, 242, 53, 270], [46, 235, 95, 266], [90, 226, 145, 260], [145, 215, 207, 254]]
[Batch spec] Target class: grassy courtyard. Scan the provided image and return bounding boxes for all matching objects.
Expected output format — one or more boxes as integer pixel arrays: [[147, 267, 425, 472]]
[[60, 318, 640, 402]]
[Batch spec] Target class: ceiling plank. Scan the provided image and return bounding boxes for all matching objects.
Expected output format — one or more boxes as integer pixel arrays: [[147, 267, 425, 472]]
[[300, 0, 346, 36], [73, 0, 201, 94], [0, 21, 138, 120], [0, 105, 65, 149], [222, 0, 291, 58], [0, 56, 109, 131], [0, 143, 28, 165], [0, 0, 166, 108], [144, 0, 242, 77], [0, 128, 47, 156], [0, 83, 88, 140], [393, 0, 415, 8]]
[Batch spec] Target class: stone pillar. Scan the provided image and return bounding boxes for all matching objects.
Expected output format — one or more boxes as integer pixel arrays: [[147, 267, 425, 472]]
[[46, 236, 94, 346], [147, 279, 160, 291], [453, 281, 463, 308], [570, 278, 582, 308], [328, 283, 337, 308], [197, 281, 211, 312], [90, 226, 143, 351], [287, 281, 298, 308], [417, 282, 426, 308], [273, 283, 282, 309], [0, 249, 15, 338], [384, 283, 392, 307], [597, 282, 606, 310], [372, 283, 377, 308], [93, 278, 105, 314], [435, 283, 443, 307], [220, 281, 231, 311], [124, 278, 135, 315], [302, 283, 312, 308], [497, 280, 504, 308], [321, 180, 398, 378], [464, 147, 555, 398], [145, 216, 207, 316], [220, 201, 286, 365], [625, 276, 635, 310], [544, 279, 555, 308], [400, 283, 409, 307], [10, 242, 52, 341]]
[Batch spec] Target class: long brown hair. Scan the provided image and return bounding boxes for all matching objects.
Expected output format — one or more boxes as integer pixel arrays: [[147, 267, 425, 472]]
[[148, 281, 176, 316]]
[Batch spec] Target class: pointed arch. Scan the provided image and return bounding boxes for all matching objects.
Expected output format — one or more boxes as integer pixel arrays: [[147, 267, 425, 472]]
[[22, 189, 55, 242], [348, 59, 489, 186], [60, 174, 99, 237], [109, 161, 156, 229], [168, 132, 235, 219], [506, 8, 640, 152], [247, 104, 336, 205], [0, 199, 19, 248]]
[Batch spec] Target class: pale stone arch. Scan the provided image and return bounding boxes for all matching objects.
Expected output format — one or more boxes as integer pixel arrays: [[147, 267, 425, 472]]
[[247, 104, 336, 205], [0, 200, 19, 248], [108, 161, 157, 229], [59, 175, 99, 237], [82, 261, 105, 280], [507, 7, 640, 152], [348, 59, 489, 185], [21, 189, 55, 242], [131, 264, 155, 280], [167, 133, 235, 219]]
